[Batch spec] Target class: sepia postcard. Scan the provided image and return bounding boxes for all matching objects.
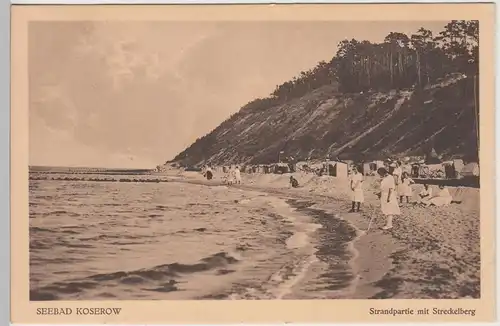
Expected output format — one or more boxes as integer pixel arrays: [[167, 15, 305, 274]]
[[10, 3, 496, 324]]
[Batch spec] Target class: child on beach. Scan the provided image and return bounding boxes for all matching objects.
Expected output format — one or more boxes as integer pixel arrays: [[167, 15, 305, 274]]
[[233, 166, 242, 184], [398, 172, 414, 204], [349, 165, 364, 212], [226, 166, 234, 185], [289, 176, 299, 188]]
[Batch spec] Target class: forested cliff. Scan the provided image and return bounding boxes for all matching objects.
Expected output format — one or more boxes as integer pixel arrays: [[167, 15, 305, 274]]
[[171, 21, 479, 166]]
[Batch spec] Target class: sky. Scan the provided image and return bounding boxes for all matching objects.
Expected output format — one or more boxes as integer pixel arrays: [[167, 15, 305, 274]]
[[29, 20, 447, 168]]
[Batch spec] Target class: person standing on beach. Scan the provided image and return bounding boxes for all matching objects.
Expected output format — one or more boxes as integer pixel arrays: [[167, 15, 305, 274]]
[[390, 161, 403, 203], [377, 167, 401, 230], [234, 166, 242, 184], [349, 165, 364, 212], [205, 165, 213, 180], [226, 166, 234, 185], [398, 172, 414, 204], [392, 161, 402, 185]]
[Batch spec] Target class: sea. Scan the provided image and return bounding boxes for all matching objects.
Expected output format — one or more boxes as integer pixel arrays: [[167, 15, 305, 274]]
[[29, 167, 359, 300]]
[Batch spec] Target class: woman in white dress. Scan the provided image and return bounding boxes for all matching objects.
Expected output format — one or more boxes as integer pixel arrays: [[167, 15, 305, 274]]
[[226, 166, 234, 185], [234, 166, 242, 184], [391, 161, 403, 186], [349, 165, 364, 212], [377, 167, 401, 230], [398, 172, 414, 204]]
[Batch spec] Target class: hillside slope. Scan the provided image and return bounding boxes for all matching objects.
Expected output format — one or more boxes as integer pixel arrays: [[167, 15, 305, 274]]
[[171, 73, 478, 167]]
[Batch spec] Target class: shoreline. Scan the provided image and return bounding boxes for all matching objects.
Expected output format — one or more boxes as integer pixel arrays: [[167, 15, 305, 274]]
[[172, 171, 480, 299], [283, 197, 398, 299], [170, 176, 395, 299], [285, 199, 364, 299], [31, 171, 480, 299]]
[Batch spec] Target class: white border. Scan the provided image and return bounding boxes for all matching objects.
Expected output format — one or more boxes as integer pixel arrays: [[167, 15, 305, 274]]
[[8, 0, 498, 4], [5, 0, 499, 325]]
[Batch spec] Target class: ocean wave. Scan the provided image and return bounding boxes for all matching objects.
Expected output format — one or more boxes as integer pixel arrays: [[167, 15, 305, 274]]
[[136, 252, 238, 279], [60, 229, 80, 235], [30, 195, 55, 200], [30, 251, 240, 300], [143, 280, 180, 293], [30, 226, 57, 233], [78, 233, 157, 242], [30, 239, 55, 250], [77, 234, 114, 241], [108, 241, 147, 245], [66, 243, 95, 249], [30, 291, 59, 301], [59, 224, 87, 230], [31, 256, 82, 264], [139, 251, 240, 277], [30, 280, 100, 300], [171, 226, 212, 235], [31, 210, 81, 218]]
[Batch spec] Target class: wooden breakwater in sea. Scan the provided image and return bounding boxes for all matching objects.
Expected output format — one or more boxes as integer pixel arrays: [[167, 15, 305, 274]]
[[29, 175, 169, 183], [29, 166, 155, 175]]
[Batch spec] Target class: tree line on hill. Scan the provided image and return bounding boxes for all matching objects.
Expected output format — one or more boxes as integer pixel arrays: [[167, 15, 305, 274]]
[[244, 20, 478, 111], [171, 20, 479, 164]]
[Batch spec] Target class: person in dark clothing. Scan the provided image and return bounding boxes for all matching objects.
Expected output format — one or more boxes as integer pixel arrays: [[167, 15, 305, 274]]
[[290, 176, 299, 188], [205, 165, 213, 180]]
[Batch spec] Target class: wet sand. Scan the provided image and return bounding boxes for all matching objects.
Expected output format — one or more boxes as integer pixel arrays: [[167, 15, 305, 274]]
[[177, 170, 481, 299]]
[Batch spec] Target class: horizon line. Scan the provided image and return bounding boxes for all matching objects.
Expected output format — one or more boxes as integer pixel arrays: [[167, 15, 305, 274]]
[[29, 165, 155, 170]]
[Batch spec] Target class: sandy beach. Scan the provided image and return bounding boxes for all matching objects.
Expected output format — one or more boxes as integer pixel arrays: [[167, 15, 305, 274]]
[[176, 169, 481, 299]]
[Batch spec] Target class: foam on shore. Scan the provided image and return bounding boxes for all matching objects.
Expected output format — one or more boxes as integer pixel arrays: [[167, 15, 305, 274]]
[[171, 169, 480, 299]]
